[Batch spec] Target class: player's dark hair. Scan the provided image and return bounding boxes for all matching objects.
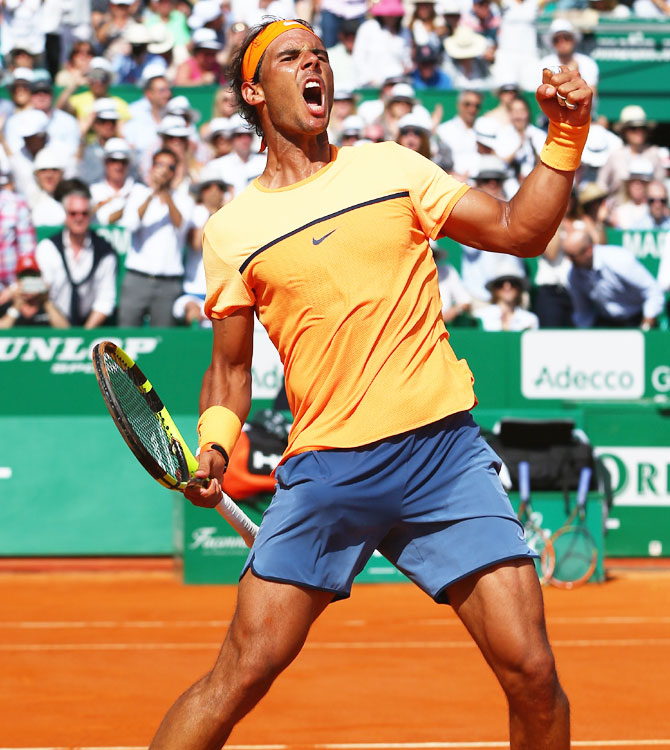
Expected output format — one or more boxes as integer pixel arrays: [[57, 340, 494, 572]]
[[229, 17, 315, 139]]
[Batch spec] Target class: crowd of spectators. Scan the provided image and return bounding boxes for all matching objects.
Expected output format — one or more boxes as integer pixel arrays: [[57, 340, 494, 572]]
[[0, 0, 669, 331]]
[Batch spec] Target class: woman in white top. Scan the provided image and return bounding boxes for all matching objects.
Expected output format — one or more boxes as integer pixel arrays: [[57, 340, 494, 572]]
[[475, 272, 539, 331]]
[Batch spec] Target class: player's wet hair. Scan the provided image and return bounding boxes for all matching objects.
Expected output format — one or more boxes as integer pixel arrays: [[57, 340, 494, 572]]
[[229, 17, 316, 139]]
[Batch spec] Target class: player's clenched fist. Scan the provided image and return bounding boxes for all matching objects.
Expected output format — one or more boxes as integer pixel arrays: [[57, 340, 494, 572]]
[[537, 66, 592, 127]]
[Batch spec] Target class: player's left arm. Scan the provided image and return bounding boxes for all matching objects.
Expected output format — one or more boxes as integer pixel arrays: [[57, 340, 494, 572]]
[[441, 68, 593, 258]]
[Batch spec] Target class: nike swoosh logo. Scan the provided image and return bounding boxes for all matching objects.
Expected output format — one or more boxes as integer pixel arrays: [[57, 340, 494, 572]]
[[312, 229, 337, 245]]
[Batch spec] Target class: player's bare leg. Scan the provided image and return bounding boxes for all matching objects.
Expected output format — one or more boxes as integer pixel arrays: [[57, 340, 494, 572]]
[[448, 558, 569, 750], [149, 571, 333, 750]]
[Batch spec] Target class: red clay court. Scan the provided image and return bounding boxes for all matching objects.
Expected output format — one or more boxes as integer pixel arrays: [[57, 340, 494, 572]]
[[1, 562, 669, 749]]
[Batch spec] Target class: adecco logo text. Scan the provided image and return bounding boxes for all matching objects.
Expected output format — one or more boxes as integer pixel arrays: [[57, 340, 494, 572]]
[[0, 336, 159, 374], [521, 330, 645, 400]]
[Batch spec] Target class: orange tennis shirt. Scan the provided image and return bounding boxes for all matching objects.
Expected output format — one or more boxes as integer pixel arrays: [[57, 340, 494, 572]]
[[203, 141, 476, 463]]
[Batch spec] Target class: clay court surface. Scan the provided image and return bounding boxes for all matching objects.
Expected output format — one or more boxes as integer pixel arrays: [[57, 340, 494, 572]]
[[1, 563, 669, 750]]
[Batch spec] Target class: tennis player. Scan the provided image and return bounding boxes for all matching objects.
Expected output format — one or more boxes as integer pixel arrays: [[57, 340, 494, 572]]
[[150, 19, 592, 750]]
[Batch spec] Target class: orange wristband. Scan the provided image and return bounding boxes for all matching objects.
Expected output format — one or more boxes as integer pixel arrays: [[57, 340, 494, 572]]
[[197, 406, 242, 459], [540, 120, 590, 172]]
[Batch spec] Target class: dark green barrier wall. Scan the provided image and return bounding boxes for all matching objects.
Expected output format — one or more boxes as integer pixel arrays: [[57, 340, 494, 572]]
[[0, 329, 668, 557]]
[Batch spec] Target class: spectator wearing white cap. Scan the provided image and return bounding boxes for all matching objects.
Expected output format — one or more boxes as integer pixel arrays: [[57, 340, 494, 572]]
[[608, 157, 656, 230], [628, 180, 670, 231], [209, 114, 266, 196], [435, 89, 483, 180], [173, 162, 232, 328], [458, 155, 527, 304], [0, 108, 53, 201], [175, 27, 225, 86], [339, 114, 365, 147], [442, 25, 494, 91], [119, 147, 195, 326], [57, 56, 132, 130], [187, 0, 225, 46], [539, 19, 599, 94], [4, 71, 79, 157], [353, 0, 413, 88], [29, 147, 67, 226], [597, 104, 666, 196], [4, 68, 35, 118], [76, 98, 125, 185], [474, 262, 538, 331], [378, 82, 434, 141], [199, 86, 239, 142], [327, 89, 358, 146], [90, 138, 137, 225], [124, 68, 173, 153], [395, 110, 434, 161], [205, 118, 234, 159]]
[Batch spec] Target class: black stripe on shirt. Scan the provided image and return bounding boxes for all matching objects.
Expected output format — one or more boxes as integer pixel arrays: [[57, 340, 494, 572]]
[[238, 191, 410, 274]]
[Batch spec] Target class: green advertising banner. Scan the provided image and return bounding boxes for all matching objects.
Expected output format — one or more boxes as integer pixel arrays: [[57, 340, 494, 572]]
[[0, 329, 668, 559]]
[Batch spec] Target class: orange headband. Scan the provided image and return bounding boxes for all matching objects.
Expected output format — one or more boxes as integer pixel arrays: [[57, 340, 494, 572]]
[[242, 20, 319, 82]]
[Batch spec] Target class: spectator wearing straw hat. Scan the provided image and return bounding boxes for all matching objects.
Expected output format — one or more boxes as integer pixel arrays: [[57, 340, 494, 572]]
[[353, 0, 413, 88], [442, 26, 494, 91], [175, 27, 225, 86], [539, 19, 599, 94], [597, 104, 666, 196], [90, 138, 137, 225], [608, 156, 655, 230]]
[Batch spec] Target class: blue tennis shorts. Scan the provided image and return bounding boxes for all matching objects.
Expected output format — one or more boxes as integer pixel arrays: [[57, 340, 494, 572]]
[[241, 411, 535, 604]]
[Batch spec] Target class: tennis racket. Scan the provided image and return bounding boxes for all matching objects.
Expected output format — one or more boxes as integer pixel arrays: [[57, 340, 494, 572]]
[[517, 460, 555, 583], [91, 341, 259, 547], [547, 466, 598, 590]]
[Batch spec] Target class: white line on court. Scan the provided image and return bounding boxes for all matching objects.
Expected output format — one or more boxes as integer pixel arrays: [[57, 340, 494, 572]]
[[2, 741, 670, 749], [2, 638, 670, 652], [1, 615, 670, 630]]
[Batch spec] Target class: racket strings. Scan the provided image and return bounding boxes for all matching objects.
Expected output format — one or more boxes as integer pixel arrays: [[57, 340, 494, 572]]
[[551, 527, 597, 584], [105, 353, 181, 478]]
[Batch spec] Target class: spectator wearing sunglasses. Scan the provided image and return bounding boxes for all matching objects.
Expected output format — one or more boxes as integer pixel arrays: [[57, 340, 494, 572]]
[[118, 147, 195, 326], [539, 19, 599, 95], [630, 181, 670, 230], [35, 184, 117, 328]]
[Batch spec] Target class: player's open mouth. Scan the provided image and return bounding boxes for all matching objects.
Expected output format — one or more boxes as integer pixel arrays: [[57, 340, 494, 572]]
[[302, 79, 324, 115]]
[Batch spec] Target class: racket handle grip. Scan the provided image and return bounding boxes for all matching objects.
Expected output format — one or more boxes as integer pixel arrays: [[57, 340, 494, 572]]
[[215, 493, 259, 548], [577, 466, 592, 508], [518, 461, 530, 502]]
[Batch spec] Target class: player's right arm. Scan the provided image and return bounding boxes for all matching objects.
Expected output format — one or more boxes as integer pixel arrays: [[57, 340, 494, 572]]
[[185, 308, 254, 508]]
